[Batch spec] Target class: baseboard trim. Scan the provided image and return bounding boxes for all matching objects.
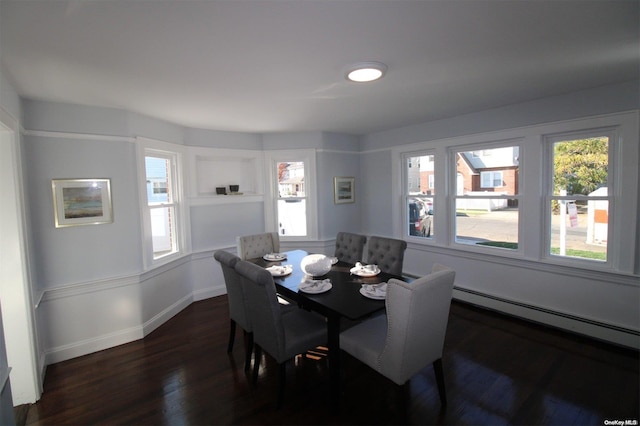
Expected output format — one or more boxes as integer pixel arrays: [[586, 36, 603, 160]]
[[44, 325, 144, 366], [453, 286, 639, 350], [142, 294, 193, 337], [193, 286, 226, 301]]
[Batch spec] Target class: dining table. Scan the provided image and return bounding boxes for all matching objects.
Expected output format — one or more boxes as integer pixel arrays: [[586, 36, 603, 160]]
[[249, 249, 409, 411]]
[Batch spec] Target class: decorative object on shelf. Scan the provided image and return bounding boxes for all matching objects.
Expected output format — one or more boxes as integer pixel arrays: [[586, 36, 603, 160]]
[[334, 176, 355, 204], [229, 184, 240, 193], [52, 178, 112, 228], [216, 187, 227, 195], [300, 254, 332, 277]]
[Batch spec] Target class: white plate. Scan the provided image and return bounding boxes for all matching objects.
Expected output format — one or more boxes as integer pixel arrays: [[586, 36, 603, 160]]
[[298, 279, 332, 294], [266, 265, 293, 277], [330, 256, 339, 265], [263, 253, 287, 261], [350, 266, 381, 277], [360, 284, 387, 300]]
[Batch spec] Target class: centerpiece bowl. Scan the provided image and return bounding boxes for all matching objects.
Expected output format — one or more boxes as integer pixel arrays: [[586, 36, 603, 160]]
[[300, 254, 332, 277]]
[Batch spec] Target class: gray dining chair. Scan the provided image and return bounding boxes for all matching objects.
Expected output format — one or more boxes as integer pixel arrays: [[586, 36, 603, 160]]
[[234, 259, 327, 408], [236, 232, 280, 260], [334, 232, 367, 264], [340, 264, 456, 406], [213, 250, 254, 371], [366, 235, 408, 276]]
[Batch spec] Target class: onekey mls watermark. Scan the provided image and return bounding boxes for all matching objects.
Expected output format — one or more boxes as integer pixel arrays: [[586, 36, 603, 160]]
[[604, 420, 638, 425]]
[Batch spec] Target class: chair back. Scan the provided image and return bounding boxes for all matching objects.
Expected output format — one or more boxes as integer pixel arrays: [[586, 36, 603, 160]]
[[366, 236, 407, 275], [379, 264, 455, 385], [334, 232, 367, 264], [236, 232, 280, 260], [234, 260, 286, 361], [213, 250, 251, 331]]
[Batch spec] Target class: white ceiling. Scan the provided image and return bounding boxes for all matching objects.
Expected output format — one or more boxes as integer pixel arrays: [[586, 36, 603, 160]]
[[1, 0, 638, 136]]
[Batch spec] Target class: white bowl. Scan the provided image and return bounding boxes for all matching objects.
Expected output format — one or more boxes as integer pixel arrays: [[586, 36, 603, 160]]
[[300, 254, 332, 277]]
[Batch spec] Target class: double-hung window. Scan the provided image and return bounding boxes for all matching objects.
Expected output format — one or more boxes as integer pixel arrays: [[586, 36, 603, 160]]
[[265, 150, 317, 240], [453, 143, 521, 250], [544, 131, 613, 263], [138, 139, 186, 268], [403, 152, 435, 239]]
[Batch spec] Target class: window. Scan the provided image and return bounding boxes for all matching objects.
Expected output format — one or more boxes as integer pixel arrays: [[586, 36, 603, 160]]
[[277, 161, 307, 236], [265, 150, 317, 240], [138, 138, 186, 268], [454, 144, 520, 250], [480, 171, 503, 188], [403, 152, 435, 239], [545, 133, 611, 263]]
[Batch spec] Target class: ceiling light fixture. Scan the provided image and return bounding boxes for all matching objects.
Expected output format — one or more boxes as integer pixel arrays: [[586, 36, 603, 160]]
[[345, 61, 387, 83]]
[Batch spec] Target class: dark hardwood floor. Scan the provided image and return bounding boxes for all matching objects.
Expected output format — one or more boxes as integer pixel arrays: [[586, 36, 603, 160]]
[[18, 296, 639, 425]]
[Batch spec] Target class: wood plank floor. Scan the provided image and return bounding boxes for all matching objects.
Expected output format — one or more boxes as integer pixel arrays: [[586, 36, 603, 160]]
[[19, 297, 639, 425]]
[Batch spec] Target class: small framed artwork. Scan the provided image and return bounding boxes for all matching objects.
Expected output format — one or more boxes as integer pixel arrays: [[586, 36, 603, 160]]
[[334, 176, 355, 204], [52, 179, 113, 228]]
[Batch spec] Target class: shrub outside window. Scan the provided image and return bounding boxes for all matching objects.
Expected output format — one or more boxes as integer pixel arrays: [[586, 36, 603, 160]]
[[546, 133, 611, 263]]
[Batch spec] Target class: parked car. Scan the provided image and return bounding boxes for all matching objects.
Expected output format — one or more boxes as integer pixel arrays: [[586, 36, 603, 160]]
[[409, 198, 432, 237]]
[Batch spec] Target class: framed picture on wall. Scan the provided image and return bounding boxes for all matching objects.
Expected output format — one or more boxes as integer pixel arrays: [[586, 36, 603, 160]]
[[52, 179, 113, 228], [334, 176, 355, 204]]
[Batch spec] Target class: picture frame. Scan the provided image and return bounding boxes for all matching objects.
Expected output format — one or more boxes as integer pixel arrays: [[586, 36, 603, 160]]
[[334, 176, 355, 204], [52, 179, 113, 228]]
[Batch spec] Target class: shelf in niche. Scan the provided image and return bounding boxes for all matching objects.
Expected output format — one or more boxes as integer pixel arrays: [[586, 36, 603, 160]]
[[188, 148, 264, 199], [189, 193, 264, 206]]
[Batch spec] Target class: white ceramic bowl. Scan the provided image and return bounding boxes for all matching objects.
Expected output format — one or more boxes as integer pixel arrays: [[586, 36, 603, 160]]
[[300, 254, 332, 277]]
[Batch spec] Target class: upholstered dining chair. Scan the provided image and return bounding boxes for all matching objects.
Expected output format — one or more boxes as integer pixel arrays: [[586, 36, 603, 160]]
[[334, 232, 367, 264], [213, 250, 254, 372], [366, 235, 408, 276], [340, 264, 456, 406], [234, 260, 328, 408], [236, 232, 280, 260]]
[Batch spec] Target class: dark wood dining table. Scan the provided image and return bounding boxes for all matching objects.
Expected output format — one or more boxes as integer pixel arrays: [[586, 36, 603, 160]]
[[249, 249, 408, 410]]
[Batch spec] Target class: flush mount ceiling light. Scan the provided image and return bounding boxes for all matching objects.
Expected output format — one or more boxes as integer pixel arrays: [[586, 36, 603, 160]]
[[345, 61, 387, 83]]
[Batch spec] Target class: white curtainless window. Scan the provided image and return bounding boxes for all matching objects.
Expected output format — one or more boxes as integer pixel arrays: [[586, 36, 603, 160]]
[[137, 138, 187, 269], [544, 131, 614, 264]]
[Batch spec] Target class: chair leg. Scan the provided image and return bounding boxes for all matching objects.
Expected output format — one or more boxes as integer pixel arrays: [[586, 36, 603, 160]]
[[277, 362, 286, 409], [227, 319, 236, 353], [433, 358, 447, 406], [252, 345, 262, 384], [244, 331, 254, 372]]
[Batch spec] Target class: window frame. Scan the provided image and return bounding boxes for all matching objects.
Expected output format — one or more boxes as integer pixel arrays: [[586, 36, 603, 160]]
[[264, 149, 318, 241], [402, 150, 437, 241], [450, 140, 523, 254], [392, 111, 637, 276], [137, 137, 189, 270], [542, 128, 617, 267]]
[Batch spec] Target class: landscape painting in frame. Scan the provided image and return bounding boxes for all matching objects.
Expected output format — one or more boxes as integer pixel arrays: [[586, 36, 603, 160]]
[[334, 176, 355, 204], [52, 179, 113, 228]]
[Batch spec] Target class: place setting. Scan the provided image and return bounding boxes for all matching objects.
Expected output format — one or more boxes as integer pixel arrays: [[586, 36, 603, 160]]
[[263, 252, 287, 262], [298, 277, 332, 294], [265, 264, 293, 277], [350, 262, 380, 277], [359, 282, 387, 300]]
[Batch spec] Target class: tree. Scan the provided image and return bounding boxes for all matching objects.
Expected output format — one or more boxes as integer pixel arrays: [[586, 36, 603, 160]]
[[553, 137, 608, 196]]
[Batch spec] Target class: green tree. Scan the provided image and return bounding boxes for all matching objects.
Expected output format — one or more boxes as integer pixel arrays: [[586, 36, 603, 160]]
[[553, 137, 608, 195]]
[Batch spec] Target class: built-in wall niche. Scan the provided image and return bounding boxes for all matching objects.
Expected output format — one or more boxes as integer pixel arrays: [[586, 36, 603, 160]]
[[187, 148, 264, 200]]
